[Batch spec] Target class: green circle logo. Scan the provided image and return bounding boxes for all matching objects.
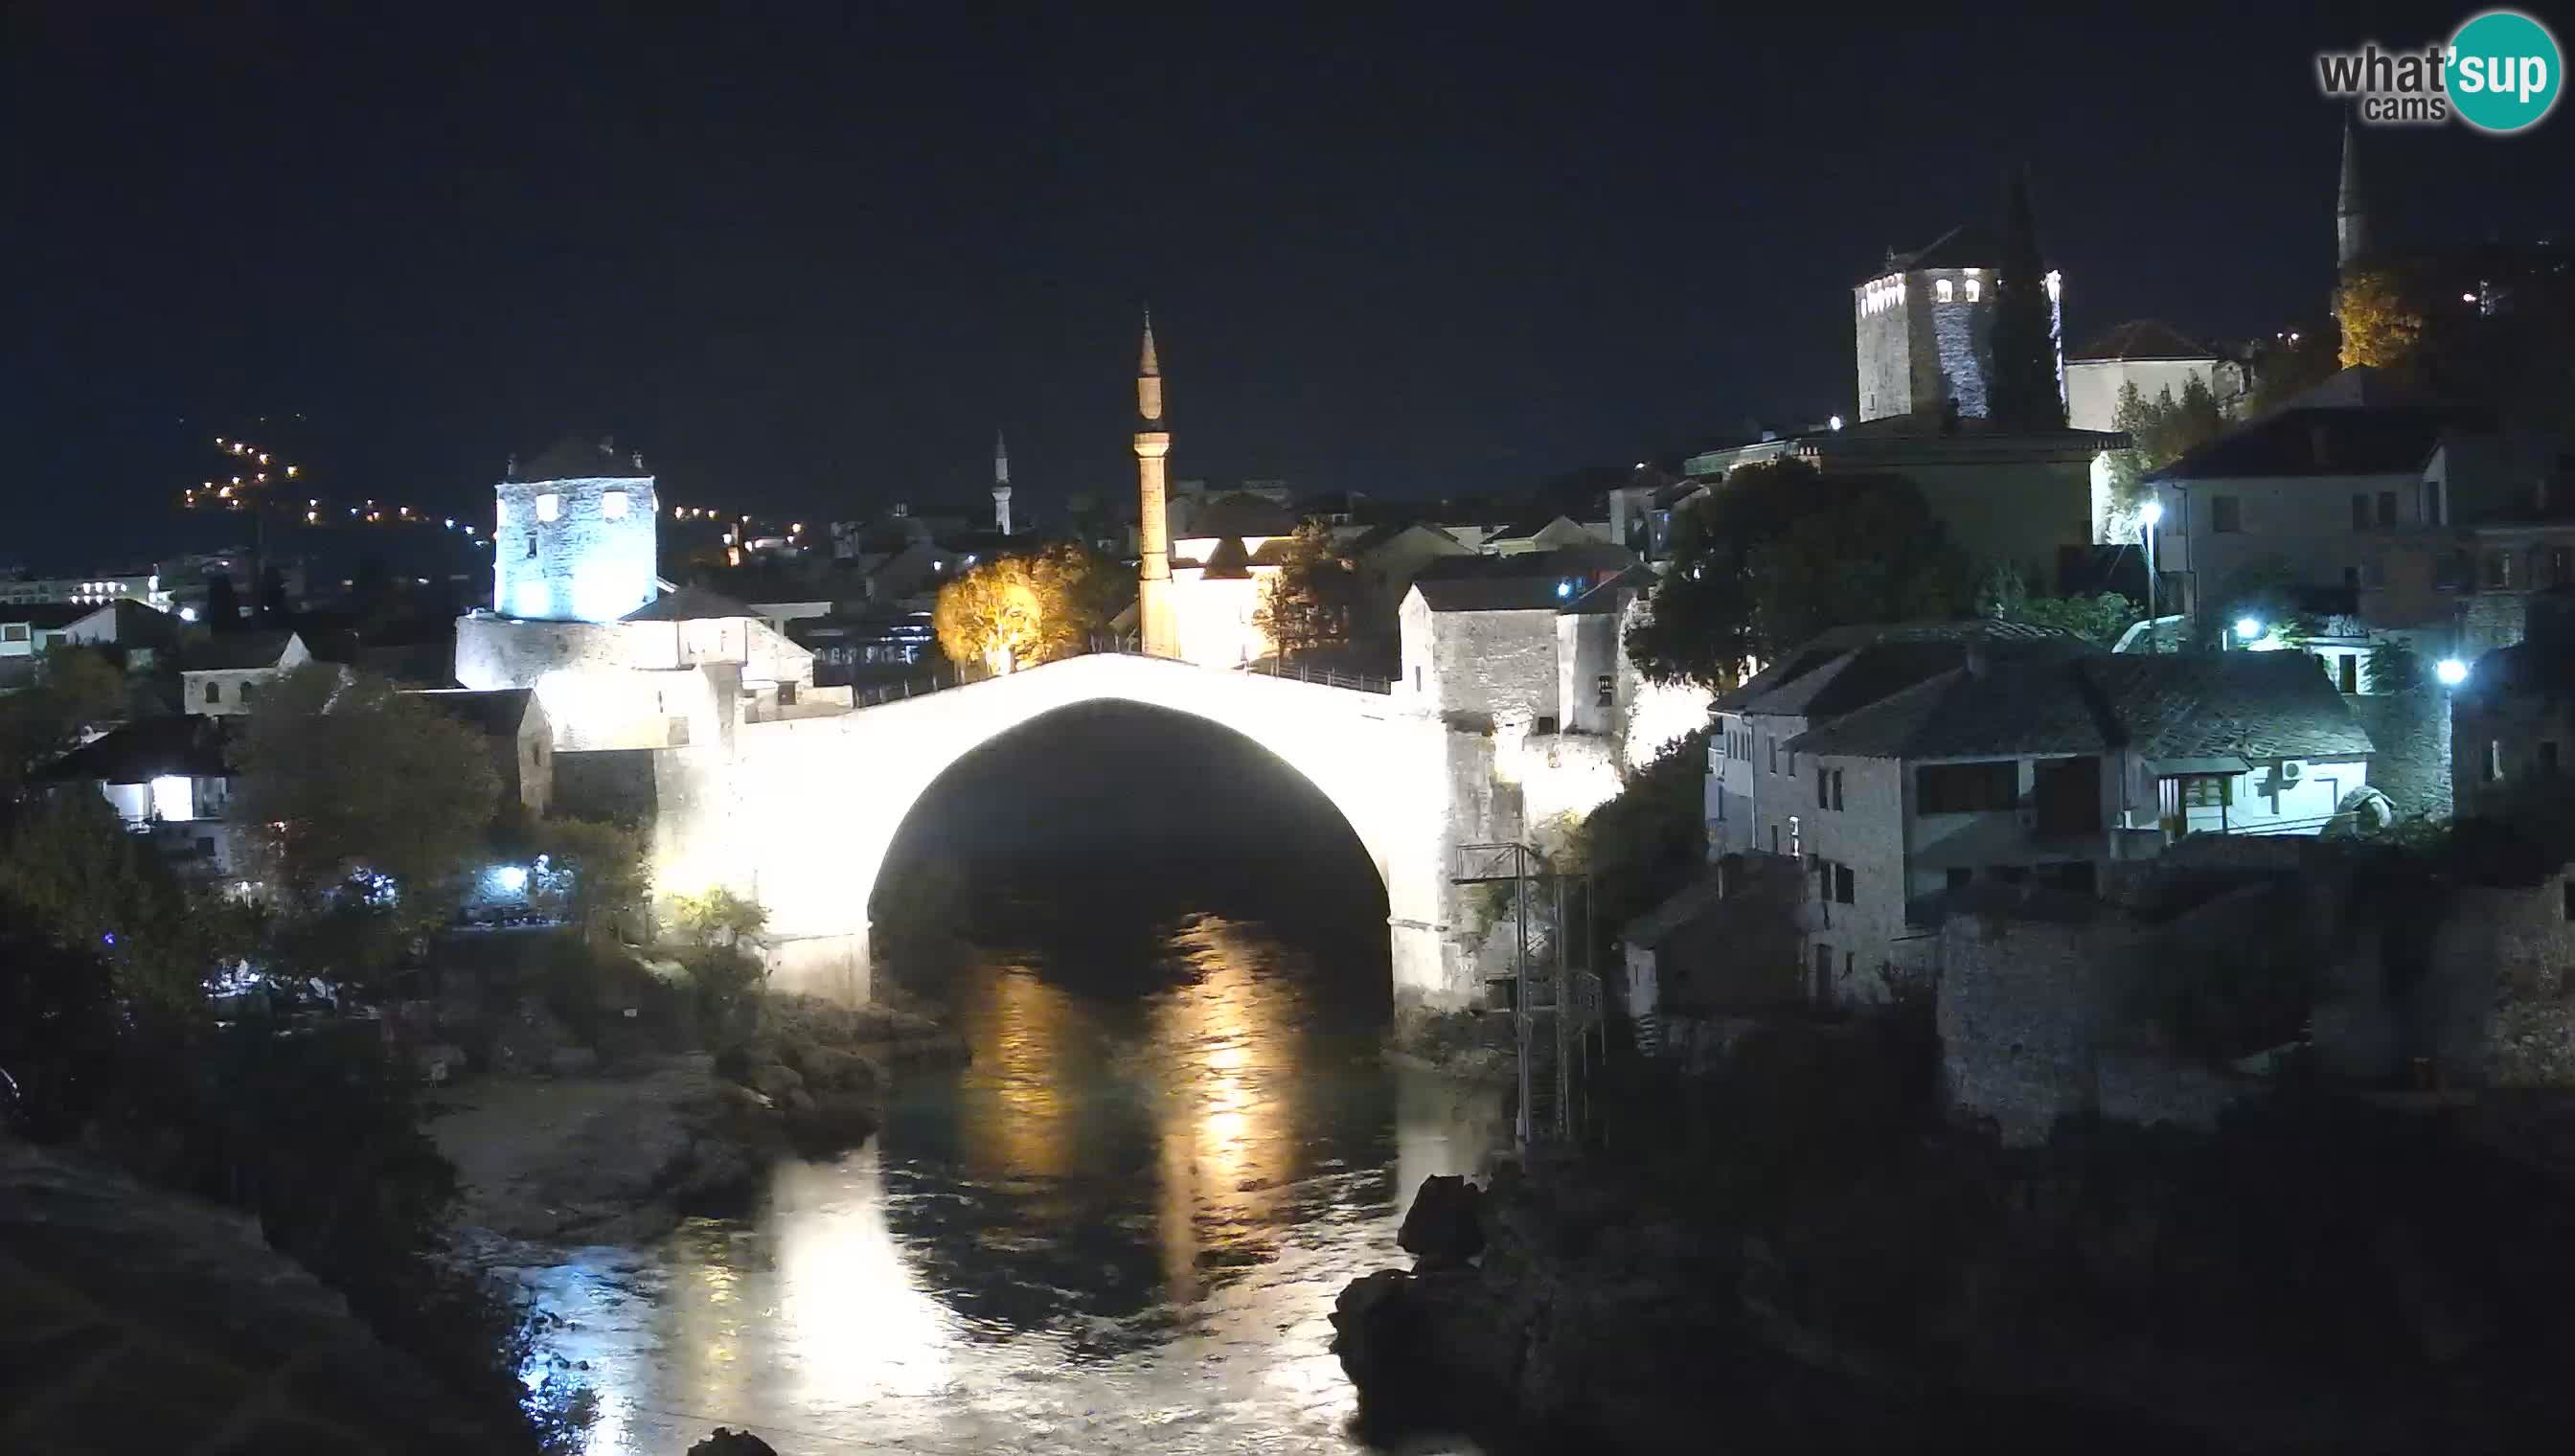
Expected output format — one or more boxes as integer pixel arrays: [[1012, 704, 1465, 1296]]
[[2450, 10, 2563, 133]]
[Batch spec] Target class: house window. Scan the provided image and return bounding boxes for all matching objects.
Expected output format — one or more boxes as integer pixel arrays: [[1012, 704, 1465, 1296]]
[[2552, 548, 2574, 585], [1771, 825, 1780, 853], [2377, 490, 2398, 527], [1834, 864, 1855, 905], [1535, 716, 1558, 736], [536, 492, 562, 522], [525, 535, 538, 558], [1596, 673, 1614, 708], [602, 489, 629, 520], [2486, 740, 2501, 784], [1817, 769, 1830, 809], [2339, 654, 2359, 694], [1832, 769, 1844, 810], [1915, 761, 2017, 814], [204, 679, 221, 704], [2351, 493, 2371, 530], [2426, 479, 2445, 524], [1768, 739, 1778, 774], [2210, 495, 2242, 534], [1964, 278, 1982, 303], [239, 682, 256, 704], [2178, 775, 2233, 808], [1935, 279, 1954, 303], [1413, 667, 1422, 692], [778, 681, 797, 707], [1789, 815, 1802, 859], [1812, 943, 1832, 997], [2485, 550, 2513, 588]]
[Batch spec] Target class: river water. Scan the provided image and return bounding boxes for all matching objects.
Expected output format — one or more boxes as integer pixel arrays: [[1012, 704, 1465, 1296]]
[[513, 906, 1506, 1455]]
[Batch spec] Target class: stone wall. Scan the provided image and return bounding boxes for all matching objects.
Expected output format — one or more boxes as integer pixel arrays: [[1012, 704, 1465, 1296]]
[[2347, 688, 2453, 820], [492, 473, 658, 624], [1427, 608, 1561, 725]]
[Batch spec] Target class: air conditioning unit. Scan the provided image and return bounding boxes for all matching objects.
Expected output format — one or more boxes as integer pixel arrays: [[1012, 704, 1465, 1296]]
[[2277, 761, 2304, 785]]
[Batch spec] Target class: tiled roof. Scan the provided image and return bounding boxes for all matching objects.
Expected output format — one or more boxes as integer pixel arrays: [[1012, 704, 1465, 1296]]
[[1188, 492, 1300, 539], [42, 716, 235, 785], [1561, 565, 1658, 616], [1789, 650, 2374, 762], [180, 629, 300, 672], [2068, 319, 2216, 363], [0, 603, 102, 629], [518, 434, 646, 482], [1714, 620, 2088, 714], [1414, 542, 1637, 583], [622, 586, 759, 623], [1871, 223, 2001, 279], [1411, 577, 1568, 613], [2148, 404, 2494, 482]]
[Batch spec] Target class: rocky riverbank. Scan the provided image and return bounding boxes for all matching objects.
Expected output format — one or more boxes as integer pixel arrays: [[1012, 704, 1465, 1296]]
[[1333, 1091, 2575, 1455], [429, 992, 968, 1255]]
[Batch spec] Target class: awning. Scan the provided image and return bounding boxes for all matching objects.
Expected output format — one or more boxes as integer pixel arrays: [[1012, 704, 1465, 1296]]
[[2152, 756, 2252, 777]]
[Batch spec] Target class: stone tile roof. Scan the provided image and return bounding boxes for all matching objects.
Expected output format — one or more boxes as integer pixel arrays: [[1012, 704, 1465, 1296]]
[[1788, 650, 2375, 762], [1560, 565, 1658, 615], [517, 433, 646, 481], [0, 603, 102, 629], [1410, 576, 1569, 613], [1187, 491, 1300, 538], [42, 714, 235, 784], [179, 629, 301, 672], [622, 586, 759, 623], [2148, 404, 2494, 482], [1713, 620, 2090, 715], [2068, 319, 2216, 362], [1872, 223, 2001, 278]]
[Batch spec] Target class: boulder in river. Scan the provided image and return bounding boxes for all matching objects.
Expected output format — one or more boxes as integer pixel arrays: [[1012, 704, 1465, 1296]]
[[1397, 1173, 1485, 1269], [686, 1428, 779, 1456]]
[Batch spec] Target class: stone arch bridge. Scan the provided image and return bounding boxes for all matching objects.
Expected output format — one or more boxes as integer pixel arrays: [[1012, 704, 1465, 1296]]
[[684, 653, 1482, 1016]]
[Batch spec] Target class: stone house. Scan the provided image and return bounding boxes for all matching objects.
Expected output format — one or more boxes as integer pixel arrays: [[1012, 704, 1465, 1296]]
[[179, 630, 309, 716], [2451, 588, 2575, 817], [1705, 621, 2097, 868], [40, 715, 247, 877], [492, 436, 659, 625], [2062, 319, 2247, 433], [404, 687, 553, 819], [1478, 515, 1607, 556], [1398, 548, 1639, 727], [1348, 522, 1472, 629], [1788, 649, 2375, 1006], [1603, 466, 1707, 563], [1621, 853, 1806, 1051]]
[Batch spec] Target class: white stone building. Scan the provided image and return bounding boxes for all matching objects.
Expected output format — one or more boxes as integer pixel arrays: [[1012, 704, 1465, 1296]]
[[2062, 319, 2245, 433], [492, 436, 660, 625], [180, 630, 309, 716]]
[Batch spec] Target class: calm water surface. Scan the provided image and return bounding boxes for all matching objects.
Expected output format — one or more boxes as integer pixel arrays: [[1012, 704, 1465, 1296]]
[[514, 910, 1505, 1455]]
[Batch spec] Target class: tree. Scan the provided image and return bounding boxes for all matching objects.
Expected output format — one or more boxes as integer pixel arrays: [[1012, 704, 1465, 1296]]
[[2337, 266, 2427, 370], [1628, 460, 1966, 689], [1988, 168, 2065, 431], [2103, 376, 2226, 522], [0, 647, 126, 800], [1974, 565, 2140, 647], [0, 789, 219, 1018], [203, 572, 242, 631], [932, 543, 1115, 675], [2364, 639, 2428, 694], [2247, 324, 2342, 415], [668, 887, 767, 948], [1253, 519, 1359, 664], [232, 665, 502, 942], [521, 816, 649, 944]]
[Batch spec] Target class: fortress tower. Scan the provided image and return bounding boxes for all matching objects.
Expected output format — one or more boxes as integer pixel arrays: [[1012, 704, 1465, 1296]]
[[492, 435, 659, 623], [991, 428, 1014, 535], [1133, 311, 1178, 658]]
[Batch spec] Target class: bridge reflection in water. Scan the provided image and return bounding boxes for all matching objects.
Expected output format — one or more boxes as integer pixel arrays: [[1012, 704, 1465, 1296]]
[[518, 913, 1504, 1456]]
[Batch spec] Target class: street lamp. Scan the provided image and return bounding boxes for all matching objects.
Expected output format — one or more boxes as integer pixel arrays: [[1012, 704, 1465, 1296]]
[[2436, 657, 2469, 687], [2235, 616, 2265, 644], [2138, 499, 2164, 651]]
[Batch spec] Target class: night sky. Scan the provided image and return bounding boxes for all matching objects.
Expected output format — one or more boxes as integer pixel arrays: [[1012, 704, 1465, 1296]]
[[7, 1, 2571, 571]]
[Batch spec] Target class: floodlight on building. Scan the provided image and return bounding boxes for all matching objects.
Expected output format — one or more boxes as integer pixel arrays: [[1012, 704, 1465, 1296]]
[[2436, 657, 2470, 687], [1557, 580, 1575, 599], [2140, 499, 2164, 527], [1829, 415, 1844, 431], [178, 606, 197, 622], [493, 865, 529, 893], [2235, 617, 2263, 641]]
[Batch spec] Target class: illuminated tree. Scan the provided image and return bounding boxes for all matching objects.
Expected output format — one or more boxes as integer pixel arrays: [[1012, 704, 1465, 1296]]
[[2336, 267, 2426, 369], [2104, 375, 2225, 514], [933, 543, 1117, 675], [1253, 520, 1358, 665]]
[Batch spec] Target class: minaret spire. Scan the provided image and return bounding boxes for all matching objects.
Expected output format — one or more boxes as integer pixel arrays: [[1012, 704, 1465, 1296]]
[[2336, 115, 2370, 273], [1132, 308, 1177, 658], [991, 428, 1013, 535]]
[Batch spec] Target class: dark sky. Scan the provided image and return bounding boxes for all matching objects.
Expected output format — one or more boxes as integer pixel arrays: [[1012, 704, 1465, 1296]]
[[6, 1, 2570, 570]]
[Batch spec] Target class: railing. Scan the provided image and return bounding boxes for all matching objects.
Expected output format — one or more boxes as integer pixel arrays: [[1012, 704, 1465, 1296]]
[[1232, 657, 1394, 694]]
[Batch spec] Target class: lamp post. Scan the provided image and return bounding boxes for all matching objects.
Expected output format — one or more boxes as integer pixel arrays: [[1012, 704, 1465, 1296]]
[[2139, 498, 2164, 651]]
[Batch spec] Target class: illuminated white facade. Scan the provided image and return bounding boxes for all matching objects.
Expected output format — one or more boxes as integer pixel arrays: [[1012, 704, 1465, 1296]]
[[492, 469, 660, 624]]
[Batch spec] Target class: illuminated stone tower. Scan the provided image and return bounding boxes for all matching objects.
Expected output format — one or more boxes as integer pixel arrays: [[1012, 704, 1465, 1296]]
[[2336, 116, 2370, 273], [991, 428, 1014, 535], [492, 435, 658, 623], [1133, 311, 1178, 658]]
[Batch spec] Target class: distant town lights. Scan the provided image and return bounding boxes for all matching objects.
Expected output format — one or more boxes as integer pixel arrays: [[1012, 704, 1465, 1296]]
[[2436, 657, 2470, 687]]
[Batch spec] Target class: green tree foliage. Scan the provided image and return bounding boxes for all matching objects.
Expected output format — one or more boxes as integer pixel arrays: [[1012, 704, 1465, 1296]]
[[2104, 376, 2226, 513], [0, 790, 227, 1019], [1988, 168, 2066, 432], [203, 572, 243, 630], [669, 886, 767, 948], [0, 646, 126, 799], [1253, 519, 1359, 664], [233, 665, 502, 932], [1628, 459, 1966, 689], [524, 816, 650, 943], [2365, 639, 2428, 694], [1562, 730, 1713, 945], [1973, 565, 2141, 647], [2246, 324, 2342, 416]]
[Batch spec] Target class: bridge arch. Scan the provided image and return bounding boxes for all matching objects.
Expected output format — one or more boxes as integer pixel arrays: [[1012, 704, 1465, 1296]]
[[711, 655, 1464, 1012]]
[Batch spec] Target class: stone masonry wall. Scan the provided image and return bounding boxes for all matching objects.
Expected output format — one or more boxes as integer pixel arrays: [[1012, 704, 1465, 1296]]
[[2347, 688, 2453, 821]]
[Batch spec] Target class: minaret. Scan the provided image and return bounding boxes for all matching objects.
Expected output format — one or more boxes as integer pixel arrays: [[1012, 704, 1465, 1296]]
[[991, 428, 1014, 535], [2336, 116, 2370, 273], [1133, 309, 1178, 658]]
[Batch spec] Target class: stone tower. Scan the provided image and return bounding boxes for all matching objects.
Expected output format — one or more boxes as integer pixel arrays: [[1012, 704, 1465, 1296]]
[[2336, 116, 2370, 272], [1133, 311, 1178, 658], [991, 428, 1014, 535], [492, 435, 658, 624]]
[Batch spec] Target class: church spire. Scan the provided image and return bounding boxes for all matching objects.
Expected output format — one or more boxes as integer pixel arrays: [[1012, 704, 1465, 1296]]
[[2336, 115, 2370, 272]]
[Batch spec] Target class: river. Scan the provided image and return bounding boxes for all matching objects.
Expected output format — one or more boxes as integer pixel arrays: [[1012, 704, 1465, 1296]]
[[511, 903, 1506, 1455]]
